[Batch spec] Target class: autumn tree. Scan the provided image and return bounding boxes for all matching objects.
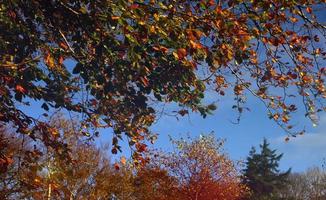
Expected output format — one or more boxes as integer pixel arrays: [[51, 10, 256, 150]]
[[132, 168, 179, 200], [153, 134, 248, 200], [0, 0, 325, 160], [242, 139, 290, 200], [0, 125, 26, 199], [0, 115, 128, 200], [277, 167, 326, 200], [0, 125, 14, 175], [39, 116, 112, 200], [277, 172, 309, 200]]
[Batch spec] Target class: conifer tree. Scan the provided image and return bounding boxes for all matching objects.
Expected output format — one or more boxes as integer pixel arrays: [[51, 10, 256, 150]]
[[242, 139, 290, 199]]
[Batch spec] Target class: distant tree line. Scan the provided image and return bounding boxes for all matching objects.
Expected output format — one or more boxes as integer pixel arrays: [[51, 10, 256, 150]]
[[1, 115, 325, 199], [277, 167, 326, 200]]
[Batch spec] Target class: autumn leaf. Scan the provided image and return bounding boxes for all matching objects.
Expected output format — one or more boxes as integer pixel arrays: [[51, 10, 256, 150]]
[[215, 75, 225, 86], [306, 7, 312, 14], [208, 0, 215, 6], [315, 48, 321, 55], [190, 40, 203, 49], [15, 85, 26, 93], [215, 5, 222, 14], [44, 52, 55, 68], [130, 4, 139, 9], [114, 162, 120, 170], [290, 17, 298, 23], [58, 56, 64, 65], [273, 114, 279, 120], [234, 84, 244, 95], [140, 76, 149, 87], [120, 156, 127, 165], [59, 42, 68, 50], [49, 127, 59, 136], [178, 109, 188, 116], [111, 16, 120, 20], [177, 48, 187, 59], [282, 115, 290, 123]]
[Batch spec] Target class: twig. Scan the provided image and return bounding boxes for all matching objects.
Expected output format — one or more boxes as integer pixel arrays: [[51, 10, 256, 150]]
[[59, 29, 75, 54], [59, 1, 80, 15]]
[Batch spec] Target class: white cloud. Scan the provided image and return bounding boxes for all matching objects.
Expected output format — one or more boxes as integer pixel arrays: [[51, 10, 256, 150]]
[[274, 132, 326, 148], [271, 121, 326, 171]]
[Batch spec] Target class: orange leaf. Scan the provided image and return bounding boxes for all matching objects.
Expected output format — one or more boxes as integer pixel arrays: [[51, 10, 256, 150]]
[[15, 85, 26, 93], [152, 46, 160, 51], [306, 7, 312, 14], [273, 114, 279, 120], [59, 42, 68, 50], [120, 156, 127, 165], [234, 84, 244, 95], [58, 56, 64, 65], [44, 53, 55, 68], [302, 75, 313, 84], [208, 0, 215, 6], [190, 40, 203, 49], [111, 16, 120, 20], [6, 157, 13, 165], [282, 115, 289, 123], [215, 5, 222, 14], [140, 76, 149, 87], [177, 48, 187, 59], [160, 46, 169, 54], [290, 17, 298, 23], [215, 75, 225, 86], [49, 127, 59, 136]]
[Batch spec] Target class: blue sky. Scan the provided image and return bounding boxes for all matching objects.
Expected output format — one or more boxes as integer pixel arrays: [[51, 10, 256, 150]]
[[146, 92, 326, 172], [89, 86, 326, 172]]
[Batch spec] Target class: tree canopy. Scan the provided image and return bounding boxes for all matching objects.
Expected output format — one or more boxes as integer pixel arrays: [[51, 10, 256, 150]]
[[0, 0, 325, 159], [156, 134, 249, 199]]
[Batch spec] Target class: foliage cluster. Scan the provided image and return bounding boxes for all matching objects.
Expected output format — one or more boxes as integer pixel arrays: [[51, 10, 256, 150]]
[[0, 0, 325, 161]]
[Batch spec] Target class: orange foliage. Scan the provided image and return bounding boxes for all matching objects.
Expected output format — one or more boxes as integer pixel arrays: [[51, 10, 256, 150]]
[[151, 134, 249, 200]]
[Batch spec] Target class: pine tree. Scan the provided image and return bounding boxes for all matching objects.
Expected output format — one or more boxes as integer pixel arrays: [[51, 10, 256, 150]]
[[242, 139, 290, 199]]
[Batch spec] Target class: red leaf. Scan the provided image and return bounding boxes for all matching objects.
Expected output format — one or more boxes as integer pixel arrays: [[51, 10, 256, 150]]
[[130, 4, 139, 9], [114, 162, 120, 170]]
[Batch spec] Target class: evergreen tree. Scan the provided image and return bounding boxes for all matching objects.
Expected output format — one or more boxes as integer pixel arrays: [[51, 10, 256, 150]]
[[242, 139, 290, 199]]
